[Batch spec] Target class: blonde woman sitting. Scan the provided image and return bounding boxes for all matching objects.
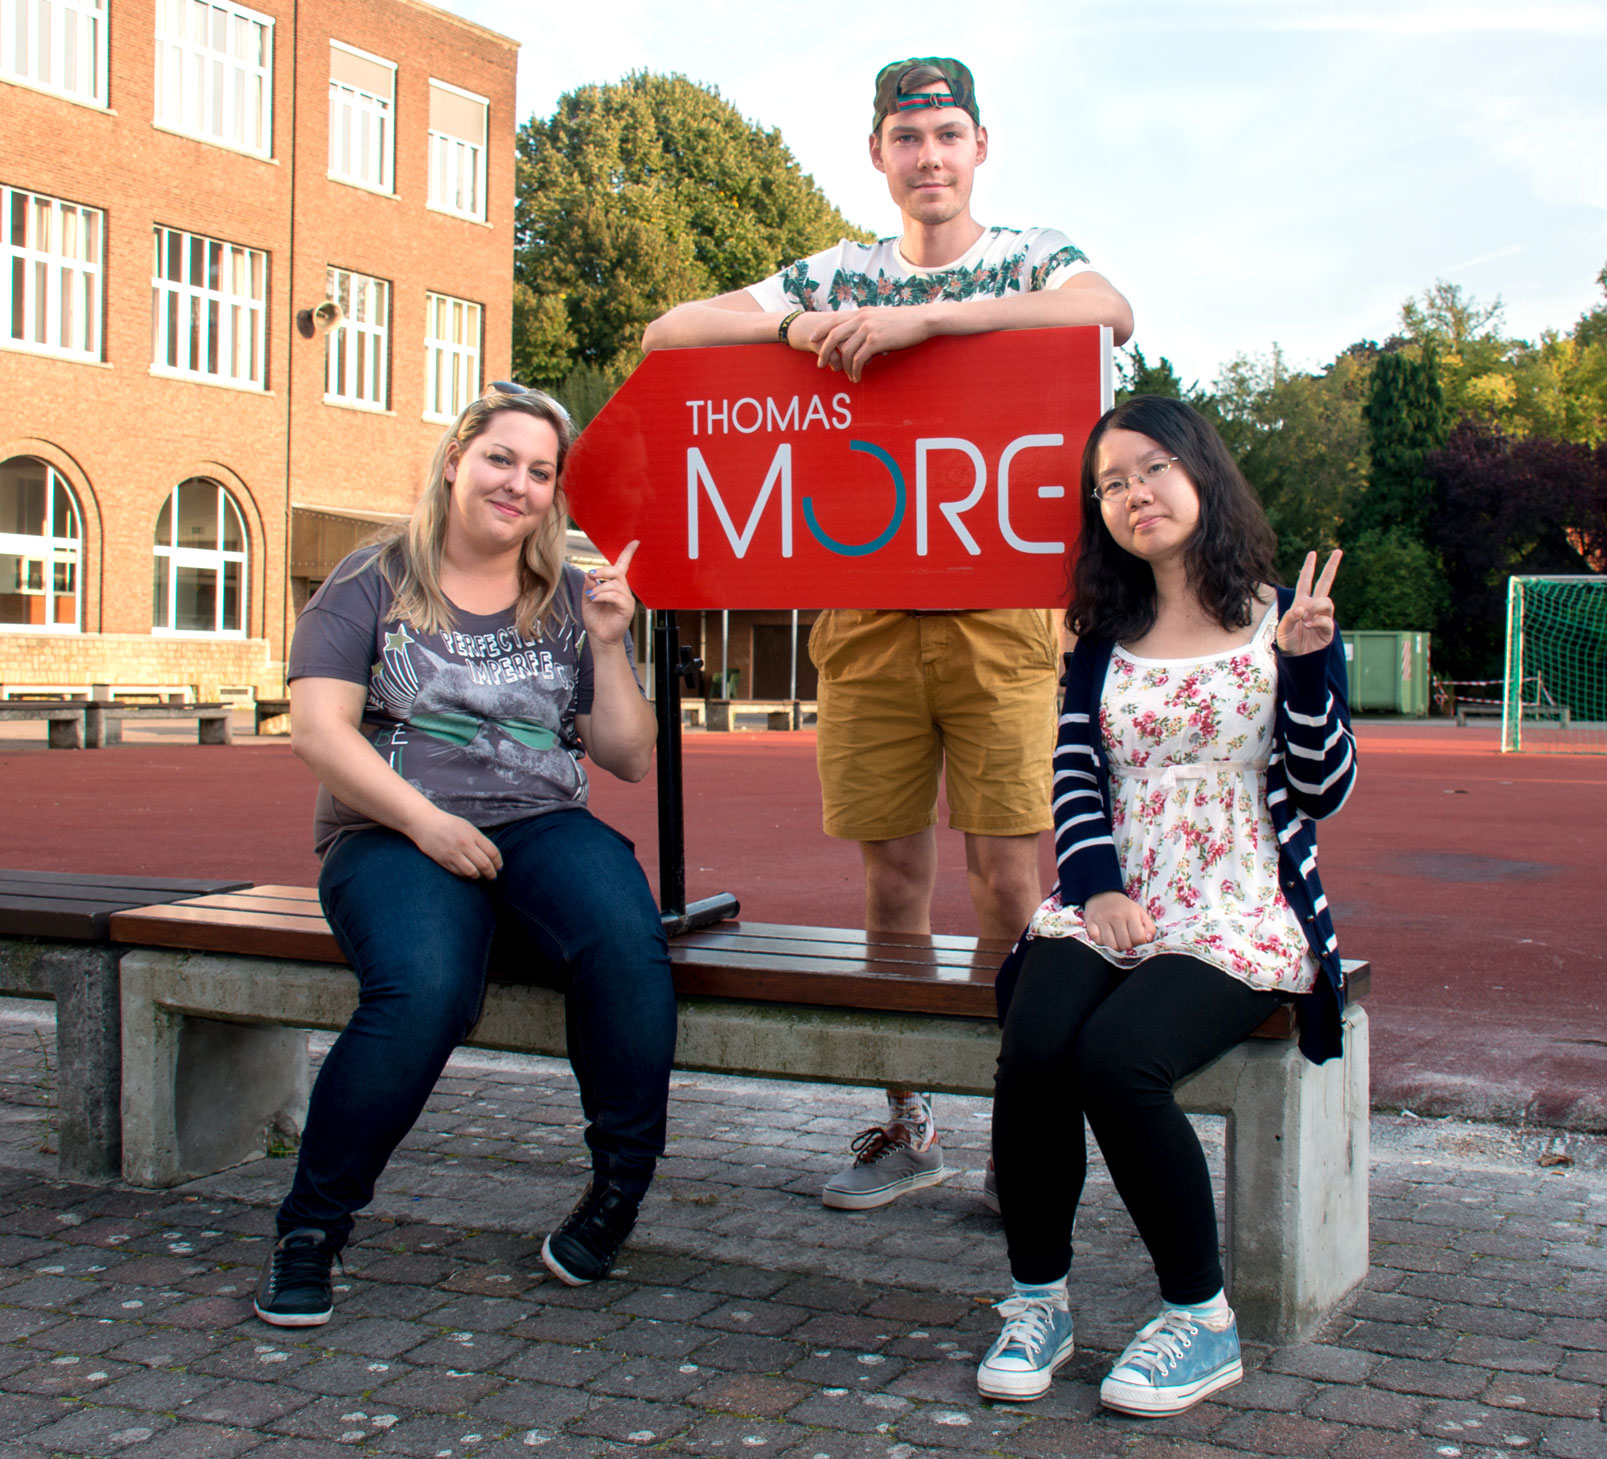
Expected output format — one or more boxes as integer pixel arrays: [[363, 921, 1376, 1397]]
[[252, 384, 671, 1327]]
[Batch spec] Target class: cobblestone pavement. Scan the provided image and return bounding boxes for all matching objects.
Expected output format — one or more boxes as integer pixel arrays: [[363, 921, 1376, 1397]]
[[2, 1001, 1604, 1459]]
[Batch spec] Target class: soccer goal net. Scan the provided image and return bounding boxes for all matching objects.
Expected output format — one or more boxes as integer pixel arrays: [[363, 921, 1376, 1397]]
[[1502, 575, 1607, 753]]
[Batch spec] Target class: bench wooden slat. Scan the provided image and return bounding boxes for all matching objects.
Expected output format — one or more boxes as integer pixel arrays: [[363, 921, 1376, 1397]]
[[674, 935, 1002, 972], [0, 880, 236, 906], [668, 953, 998, 1018], [681, 924, 1011, 960], [0, 873, 253, 940], [110, 903, 345, 962], [668, 944, 997, 982], [154, 890, 326, 916], [236, 884, 322, 904], [0, 870, 253, 895], [683, 922, 1007, 953]]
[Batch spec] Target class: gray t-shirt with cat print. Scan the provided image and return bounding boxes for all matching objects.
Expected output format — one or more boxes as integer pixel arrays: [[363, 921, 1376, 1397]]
[[289, 546, 636, 854]]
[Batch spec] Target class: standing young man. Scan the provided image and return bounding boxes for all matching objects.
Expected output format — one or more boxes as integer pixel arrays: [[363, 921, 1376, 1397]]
[[644, 58, 1133, 1210]]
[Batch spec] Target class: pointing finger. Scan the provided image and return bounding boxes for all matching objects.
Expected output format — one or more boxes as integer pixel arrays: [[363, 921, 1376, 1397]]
[[613, 540, 639, 574]]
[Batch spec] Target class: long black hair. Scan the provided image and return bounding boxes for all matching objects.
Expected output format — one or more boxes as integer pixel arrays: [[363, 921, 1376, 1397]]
[[1067, 395, 1278, 644]]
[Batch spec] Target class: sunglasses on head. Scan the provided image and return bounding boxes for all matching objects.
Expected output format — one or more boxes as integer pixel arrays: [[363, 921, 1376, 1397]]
[[485, 380, 571, 421]]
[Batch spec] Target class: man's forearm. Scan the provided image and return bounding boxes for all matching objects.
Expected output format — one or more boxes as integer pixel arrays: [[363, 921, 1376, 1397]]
[[923, 277, 1133, 344], [643, 297, 777, 351]]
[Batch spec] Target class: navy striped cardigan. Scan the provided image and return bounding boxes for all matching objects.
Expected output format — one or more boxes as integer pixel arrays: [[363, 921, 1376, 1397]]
[[1016, 588, 1358, 1065]]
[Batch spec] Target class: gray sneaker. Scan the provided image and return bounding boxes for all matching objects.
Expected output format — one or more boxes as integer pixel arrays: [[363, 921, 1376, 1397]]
[[822, 1126, 947, 1210], [981, 1158, 1001, 1215]]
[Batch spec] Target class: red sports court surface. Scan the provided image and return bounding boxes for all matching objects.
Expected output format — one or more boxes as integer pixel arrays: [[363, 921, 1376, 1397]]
[[3, 721, 1603, 1128]]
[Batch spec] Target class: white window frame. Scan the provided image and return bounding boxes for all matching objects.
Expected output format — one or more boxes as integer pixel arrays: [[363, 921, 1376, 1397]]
[[153, 0, 274, 160], [427, 78, 488, 222], [423, 292, 481, 422], [2, 185, 103, 362], [328, 40, 394, 195], [150, 224, 268, 390], [152, 477, 248, 637], [0, 0, 108, 108], [324, 266, 389, 411], [0, 458, 83, 634]]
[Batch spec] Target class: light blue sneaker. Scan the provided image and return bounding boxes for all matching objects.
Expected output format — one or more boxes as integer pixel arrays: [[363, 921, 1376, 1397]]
[[1100, 1306, 1243, 1416], [976, 1293, 1075, 1401]]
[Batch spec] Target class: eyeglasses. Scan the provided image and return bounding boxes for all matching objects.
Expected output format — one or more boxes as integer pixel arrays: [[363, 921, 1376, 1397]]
[[1092, 457, 1180, 504], [486, 380, 570, 422]]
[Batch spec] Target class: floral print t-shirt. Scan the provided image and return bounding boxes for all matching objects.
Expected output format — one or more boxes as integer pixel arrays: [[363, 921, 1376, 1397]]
[[1030, 605, 1316, 994], [743, 227, 1092, 314]]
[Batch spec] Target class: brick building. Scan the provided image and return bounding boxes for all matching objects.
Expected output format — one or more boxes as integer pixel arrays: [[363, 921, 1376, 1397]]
[[0, 0, 517, 700]]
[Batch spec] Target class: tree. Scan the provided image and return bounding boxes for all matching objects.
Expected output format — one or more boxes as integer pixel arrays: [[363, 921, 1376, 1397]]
[[1506, 329, 1607, 447], [1395, 274, 1607, 446], [1423, 421, 1607, 677], [1401, 279, 1505, 355], [1576, 261, 1607, 352], [1338, 528, 1450, 632], [1116, 347, 1185, 401], [1211, 346, 1371, 587], [1357, 346, 1449, 540], [1400, 281, 1510, 417], [516, 72, 872, 405]]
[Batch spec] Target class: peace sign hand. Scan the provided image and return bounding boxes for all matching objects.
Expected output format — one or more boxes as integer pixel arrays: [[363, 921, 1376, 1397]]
[[1277, 550, 1342, 657]]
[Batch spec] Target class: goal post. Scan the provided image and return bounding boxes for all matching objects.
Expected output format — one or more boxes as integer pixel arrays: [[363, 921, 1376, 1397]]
[[1503, 575, 1607, 753]]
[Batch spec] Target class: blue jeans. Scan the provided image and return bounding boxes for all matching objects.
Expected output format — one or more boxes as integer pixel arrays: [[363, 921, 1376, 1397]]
[[277, 808, 675, 1247]]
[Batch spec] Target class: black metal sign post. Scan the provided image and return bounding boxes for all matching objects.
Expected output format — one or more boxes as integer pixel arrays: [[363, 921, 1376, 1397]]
[[652, 610, 740, 936]]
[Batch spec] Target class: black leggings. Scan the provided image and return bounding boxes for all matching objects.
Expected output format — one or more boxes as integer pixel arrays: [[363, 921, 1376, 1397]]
[[992, 936, 1282, 1303]]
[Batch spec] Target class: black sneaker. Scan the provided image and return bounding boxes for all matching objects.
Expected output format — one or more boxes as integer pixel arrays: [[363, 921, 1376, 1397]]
[[540, 1181, 641, 1286], [254, 1227, 338, 1326]]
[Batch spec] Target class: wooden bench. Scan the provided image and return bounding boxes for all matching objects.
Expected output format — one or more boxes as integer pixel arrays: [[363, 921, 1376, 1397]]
[[0, 870, 251, 1178], [0, 699, 90, 749], [108, 886, 1370, 1342], [84, 700, 233, 747]]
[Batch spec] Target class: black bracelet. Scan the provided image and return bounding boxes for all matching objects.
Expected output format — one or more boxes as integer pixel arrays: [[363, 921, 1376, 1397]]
[[778, 308, 804, 343]]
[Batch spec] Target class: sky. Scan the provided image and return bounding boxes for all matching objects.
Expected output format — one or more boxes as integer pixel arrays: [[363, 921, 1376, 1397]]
[[452, 0, 1607, 390]]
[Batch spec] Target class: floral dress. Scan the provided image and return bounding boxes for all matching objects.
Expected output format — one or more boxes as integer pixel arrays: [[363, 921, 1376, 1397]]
[[1030, 606, 1316, 994]]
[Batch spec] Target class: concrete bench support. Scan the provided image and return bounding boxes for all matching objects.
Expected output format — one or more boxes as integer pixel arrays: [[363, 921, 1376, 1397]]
[[1180, 1006, 1370, 1343], [0, 939, 124, 1179], [0, 704, 87, 748], [118, 948, 1367, 1343], [47, 716, 85, 749], [255, 699, 291, 735]]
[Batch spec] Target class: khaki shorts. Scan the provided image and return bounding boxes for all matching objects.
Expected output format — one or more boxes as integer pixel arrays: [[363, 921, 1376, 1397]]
[[808, 608, 1059, 842]]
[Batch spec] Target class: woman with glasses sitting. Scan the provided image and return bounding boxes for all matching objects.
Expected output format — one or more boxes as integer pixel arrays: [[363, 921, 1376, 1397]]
[[977, 395, 1356, 1415], [253, 383, 674, 1328]]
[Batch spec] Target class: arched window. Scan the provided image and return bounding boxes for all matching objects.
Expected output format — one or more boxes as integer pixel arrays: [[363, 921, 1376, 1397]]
[[152, 478, 248, 635], [0, 456, 82, 632]]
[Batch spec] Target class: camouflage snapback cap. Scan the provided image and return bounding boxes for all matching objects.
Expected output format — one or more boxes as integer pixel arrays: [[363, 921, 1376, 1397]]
[[871, 57, 980, 131]]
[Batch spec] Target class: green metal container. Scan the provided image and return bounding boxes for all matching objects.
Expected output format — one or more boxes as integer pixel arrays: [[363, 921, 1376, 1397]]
[[1340, 630, 1431, 716]]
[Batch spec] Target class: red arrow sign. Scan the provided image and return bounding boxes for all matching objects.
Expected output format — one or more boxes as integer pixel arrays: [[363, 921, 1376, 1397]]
[[563, 325, 1111, 609]]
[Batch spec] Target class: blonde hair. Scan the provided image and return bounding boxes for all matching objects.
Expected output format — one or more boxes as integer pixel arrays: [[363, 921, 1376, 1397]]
[[369, 390, 574, 639]]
